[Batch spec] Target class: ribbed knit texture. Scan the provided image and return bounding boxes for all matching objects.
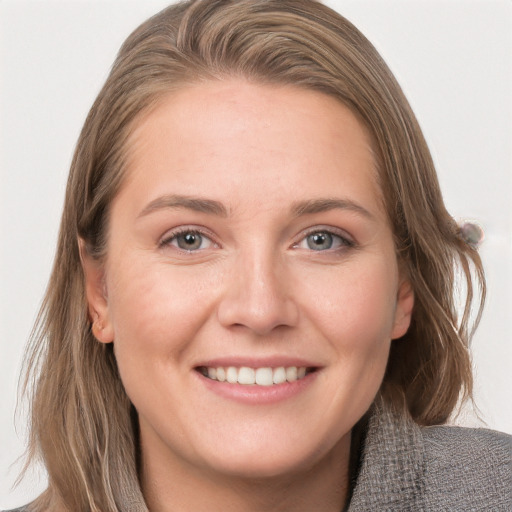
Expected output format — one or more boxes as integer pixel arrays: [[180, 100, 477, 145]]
[[348, 402, 511, 511]]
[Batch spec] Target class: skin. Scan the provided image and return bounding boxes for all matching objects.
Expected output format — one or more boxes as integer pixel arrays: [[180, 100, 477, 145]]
[[82, 80, 414, 512]]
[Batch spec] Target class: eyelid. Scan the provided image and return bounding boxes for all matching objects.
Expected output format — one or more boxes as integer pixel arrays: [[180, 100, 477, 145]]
[[159, 225, 219, 250], [158, 224, 355, 253], [293, 225, 356, 250]]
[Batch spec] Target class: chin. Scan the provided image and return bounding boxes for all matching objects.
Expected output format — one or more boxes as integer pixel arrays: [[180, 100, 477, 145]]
[[204, 452, 314, 480], [196, 429, 350, 481]]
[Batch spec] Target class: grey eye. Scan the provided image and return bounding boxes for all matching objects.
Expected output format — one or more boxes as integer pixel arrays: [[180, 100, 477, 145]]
[[306, 232, 334, 251], [161, 228, 216, 253], [175, 232, 204, 250]]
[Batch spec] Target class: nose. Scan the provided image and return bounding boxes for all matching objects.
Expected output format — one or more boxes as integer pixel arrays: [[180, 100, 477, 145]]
[[217, 250, 299, 336]]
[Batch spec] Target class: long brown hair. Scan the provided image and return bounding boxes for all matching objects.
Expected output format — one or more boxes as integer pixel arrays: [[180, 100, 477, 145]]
[[21, 1, 485, 510]]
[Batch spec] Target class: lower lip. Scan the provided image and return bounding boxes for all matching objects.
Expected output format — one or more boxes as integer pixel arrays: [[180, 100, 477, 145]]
[[196, 371, 319, 405]]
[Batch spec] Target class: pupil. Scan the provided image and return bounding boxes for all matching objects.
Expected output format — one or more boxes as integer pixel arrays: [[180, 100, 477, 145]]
[[178, 232, 202, 250], [308, 232, 332, 250]]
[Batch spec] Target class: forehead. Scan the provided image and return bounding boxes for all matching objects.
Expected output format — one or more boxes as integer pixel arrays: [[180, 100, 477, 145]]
[[118, 79, 385, 219]]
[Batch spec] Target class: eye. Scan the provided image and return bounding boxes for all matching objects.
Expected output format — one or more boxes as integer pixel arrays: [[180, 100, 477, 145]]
[[295, 229, 354, 252], [161, 229, 215, 252]]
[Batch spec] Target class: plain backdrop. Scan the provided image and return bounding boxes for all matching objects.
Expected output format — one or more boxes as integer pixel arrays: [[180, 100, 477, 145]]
[[1, 0, 511, 508]]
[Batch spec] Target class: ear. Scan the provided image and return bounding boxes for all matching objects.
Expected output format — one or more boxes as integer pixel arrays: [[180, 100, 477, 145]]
[[79, 239, 114, 344], [391, 278, 414, 340]]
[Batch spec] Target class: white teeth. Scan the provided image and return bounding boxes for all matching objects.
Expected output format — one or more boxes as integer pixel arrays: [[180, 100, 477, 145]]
[[272, 366, 286, 384], [216, 367, 226, 382], [238, 367, 255, 385], [286, 366, 297, 382], [201, 365, 310, 385], [255, 367, 273, 386], [226, 366, 238, 384]]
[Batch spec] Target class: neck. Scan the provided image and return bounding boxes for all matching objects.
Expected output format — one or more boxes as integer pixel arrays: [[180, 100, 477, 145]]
[[140, 435, 352, 512]]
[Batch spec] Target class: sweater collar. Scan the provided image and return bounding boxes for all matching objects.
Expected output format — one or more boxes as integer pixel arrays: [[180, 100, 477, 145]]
[[347, 400, 425, 511]]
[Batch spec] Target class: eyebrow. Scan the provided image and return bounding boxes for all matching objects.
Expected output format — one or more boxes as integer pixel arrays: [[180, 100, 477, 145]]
[[137, 194, 228, 218], [137, 194, 374, 221], [291, 198, 375, 219]]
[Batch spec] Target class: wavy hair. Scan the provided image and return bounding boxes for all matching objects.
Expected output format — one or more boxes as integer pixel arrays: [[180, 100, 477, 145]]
[[21, 1, 485, 510]]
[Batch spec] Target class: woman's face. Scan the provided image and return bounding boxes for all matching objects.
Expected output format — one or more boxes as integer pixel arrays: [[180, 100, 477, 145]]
[[84, 80, 413, 480]]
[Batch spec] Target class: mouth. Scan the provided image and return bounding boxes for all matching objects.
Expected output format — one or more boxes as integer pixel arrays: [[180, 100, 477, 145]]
[[195, 365, 317, 386]]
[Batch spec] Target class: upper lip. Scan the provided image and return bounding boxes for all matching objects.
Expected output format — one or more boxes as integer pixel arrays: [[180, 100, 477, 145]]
[[194, 356, 320, 369]]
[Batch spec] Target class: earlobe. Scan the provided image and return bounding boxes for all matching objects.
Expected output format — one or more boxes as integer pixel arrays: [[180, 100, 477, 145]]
[[391, 279, 414, 340], [79, 238, 114, 344]]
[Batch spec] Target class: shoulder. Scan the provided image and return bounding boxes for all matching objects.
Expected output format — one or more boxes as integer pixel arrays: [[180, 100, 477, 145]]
[[422, 423, 511, 462], [347, 404, 511, 511], [421, 424, 512, 510], [1, 505, 33, 512]]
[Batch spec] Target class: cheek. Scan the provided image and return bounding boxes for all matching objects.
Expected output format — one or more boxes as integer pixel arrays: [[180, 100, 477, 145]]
[[301, 259, 399, 347], [299, 257, 397, 405], [104, 257, 222, 372]]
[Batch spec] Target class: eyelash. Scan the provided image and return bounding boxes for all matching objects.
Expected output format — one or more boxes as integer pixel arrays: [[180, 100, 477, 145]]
[[159, 226, 355, 253], [159, 227, 217, 252], [293, 227, 355, 253]]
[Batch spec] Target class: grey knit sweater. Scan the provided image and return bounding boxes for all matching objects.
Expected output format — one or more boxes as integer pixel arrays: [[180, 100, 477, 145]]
[[5, 404, 511, 511], [347, 403, 511, 511]]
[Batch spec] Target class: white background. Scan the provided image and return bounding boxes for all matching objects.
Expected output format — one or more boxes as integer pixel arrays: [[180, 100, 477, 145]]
[[1, 0, 510, 508]]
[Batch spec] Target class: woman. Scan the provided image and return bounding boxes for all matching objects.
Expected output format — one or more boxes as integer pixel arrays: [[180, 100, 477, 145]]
[[6, 1, 510, 511]]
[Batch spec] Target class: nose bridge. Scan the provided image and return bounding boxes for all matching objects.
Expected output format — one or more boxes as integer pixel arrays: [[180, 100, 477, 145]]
[[217, 242, 298, 334]]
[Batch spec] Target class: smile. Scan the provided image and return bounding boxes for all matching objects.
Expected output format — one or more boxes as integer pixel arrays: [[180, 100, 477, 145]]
[[197, 366, 312, 386]]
